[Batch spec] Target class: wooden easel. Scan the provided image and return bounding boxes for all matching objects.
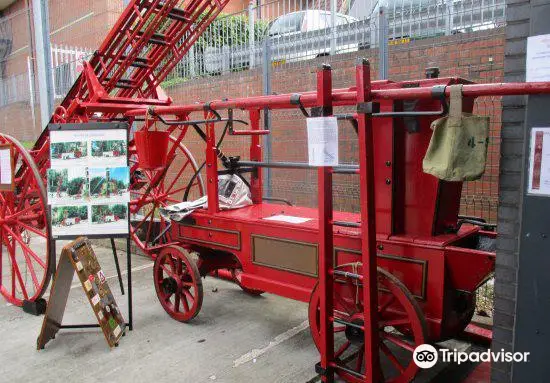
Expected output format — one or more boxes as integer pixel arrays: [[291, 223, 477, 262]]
[[37, 237, 127, 350]]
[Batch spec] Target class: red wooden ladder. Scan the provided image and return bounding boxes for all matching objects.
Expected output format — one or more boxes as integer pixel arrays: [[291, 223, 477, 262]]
[[316, 60, 380, 383]]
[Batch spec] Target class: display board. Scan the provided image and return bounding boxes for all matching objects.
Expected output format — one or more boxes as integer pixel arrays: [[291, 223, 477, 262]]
[[47, 126, 130, 237], [37, 237, 126, 349], [0, 143, 14, 191]]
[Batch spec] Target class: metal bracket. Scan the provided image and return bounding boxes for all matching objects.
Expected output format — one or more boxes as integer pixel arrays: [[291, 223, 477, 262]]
[[357, 102, 381, 115], [315, 362, 331, 377], [290, 93, 310, 118], [335, 113, 359, 133], [356, 85, 450, 134], [203, 102, 221, 120]]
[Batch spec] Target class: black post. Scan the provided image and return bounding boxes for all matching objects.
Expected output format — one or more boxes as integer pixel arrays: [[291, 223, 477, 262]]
[[126, 238, 133, 331], [110, 238, 125, 295]]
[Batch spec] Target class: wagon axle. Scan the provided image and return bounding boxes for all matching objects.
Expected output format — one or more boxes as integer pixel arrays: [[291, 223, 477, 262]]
[[344, 318, 365, 345]]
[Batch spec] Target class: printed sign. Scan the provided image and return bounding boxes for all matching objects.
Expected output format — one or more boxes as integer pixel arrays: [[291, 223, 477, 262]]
[[307, 117, 339, 167], [527, 34, 550, 83], [0, 144, 14, 191], [528, 127, 550, 196], [48, 129, 129, 237]]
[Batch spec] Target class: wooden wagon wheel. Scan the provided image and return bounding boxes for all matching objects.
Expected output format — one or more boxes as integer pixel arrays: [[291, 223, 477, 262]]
[[231, 265, 264, 296], [129, 135, 204, 258], [308, 265, 428, 383], [153, 246, 203, 322], [0, 134, 52, 306]]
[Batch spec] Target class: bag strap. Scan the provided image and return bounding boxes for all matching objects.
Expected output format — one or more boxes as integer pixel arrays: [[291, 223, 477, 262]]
[[449, 84, 464, 120]]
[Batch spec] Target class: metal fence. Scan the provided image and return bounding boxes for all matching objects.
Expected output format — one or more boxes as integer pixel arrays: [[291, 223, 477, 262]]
[[50, 45, 93, 98], [165, 0, 506, 84], [0, 43, 92, 107]]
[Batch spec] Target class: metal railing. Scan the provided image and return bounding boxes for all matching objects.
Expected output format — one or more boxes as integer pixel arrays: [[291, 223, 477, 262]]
[[0, 44, 92, 107], [50, 44, 93, 98], [164, 0, 506, 84]]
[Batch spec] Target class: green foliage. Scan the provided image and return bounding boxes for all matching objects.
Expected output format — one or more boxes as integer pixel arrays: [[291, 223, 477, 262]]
[[67, 177, 86, 196], [161, 76, 188, 88], [90, 176, 104, 195], [162, 12, 269, 87], [48, 169, 68, 192], [91, 204, 127, 222], [92, 140, 127, 156], [112, 204, 127, 219], [52, 206, 87, 224], [50, 142, 87, 157], [196, 12, 269, 48]]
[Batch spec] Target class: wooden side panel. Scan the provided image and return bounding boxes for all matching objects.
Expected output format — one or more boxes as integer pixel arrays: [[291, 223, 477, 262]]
[[178, 224, 241, 250], [252, 235, 318, 277]]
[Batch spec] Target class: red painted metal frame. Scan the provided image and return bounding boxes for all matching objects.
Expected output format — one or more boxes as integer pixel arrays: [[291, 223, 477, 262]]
[[355, 60, 380, 383], [316, 65, 336, 383]]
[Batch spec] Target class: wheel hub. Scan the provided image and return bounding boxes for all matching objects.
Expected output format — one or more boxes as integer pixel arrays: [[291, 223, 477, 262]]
[[161, 277, 178, 295], [345, 318, 365, 345]]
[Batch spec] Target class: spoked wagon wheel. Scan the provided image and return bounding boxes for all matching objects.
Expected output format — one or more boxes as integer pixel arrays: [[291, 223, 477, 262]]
[[231, 266, 264, 296], [308, 265, 428, 383], [153, 246, 203, 322], [129, 135, 204, 258], [0, 134, 52, 306]]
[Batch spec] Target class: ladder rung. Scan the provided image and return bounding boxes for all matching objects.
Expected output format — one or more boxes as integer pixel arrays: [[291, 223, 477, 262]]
[[134, 30, 168, 45], [164, 6, 190, 22], [330, 363, 366, 380], [114, 82, 134, 89], [105, 77, 133, 84], [332, 269, 363, 280], [333, 221, 361, 228], [148, 36, 167, 45], [119, 55, 150, 68], [167, 10, 190, 22], [333, 317, 364, 331], [104, 77, 135, 89], [153, 1, 191, 21], [332, 168, 359, 174]]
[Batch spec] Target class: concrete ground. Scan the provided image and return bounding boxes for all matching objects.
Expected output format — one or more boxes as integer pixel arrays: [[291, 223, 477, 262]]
[[0, 242, 482, 383]]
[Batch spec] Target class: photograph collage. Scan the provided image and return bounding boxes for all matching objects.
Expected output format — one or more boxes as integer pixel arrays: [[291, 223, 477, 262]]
[[48, 129, 130, 237]]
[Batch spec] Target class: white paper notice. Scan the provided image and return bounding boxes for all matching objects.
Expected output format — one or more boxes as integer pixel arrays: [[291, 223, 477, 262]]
[[526, 34, 550, 82], [263, 214, 312, 224], [0, 148, 12, 185], [307, 117, 339, 167], [528, 127, 550, 196]]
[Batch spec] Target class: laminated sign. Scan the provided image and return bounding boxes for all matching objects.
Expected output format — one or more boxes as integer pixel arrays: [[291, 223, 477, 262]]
[[528, 127, 550, 196], [0, 144, 14, 191], [307, 117, 339, 167]]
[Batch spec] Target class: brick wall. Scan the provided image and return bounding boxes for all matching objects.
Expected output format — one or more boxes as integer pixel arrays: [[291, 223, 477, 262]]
[[163, 28, 505, 218], [490, 0, 528, 379]]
